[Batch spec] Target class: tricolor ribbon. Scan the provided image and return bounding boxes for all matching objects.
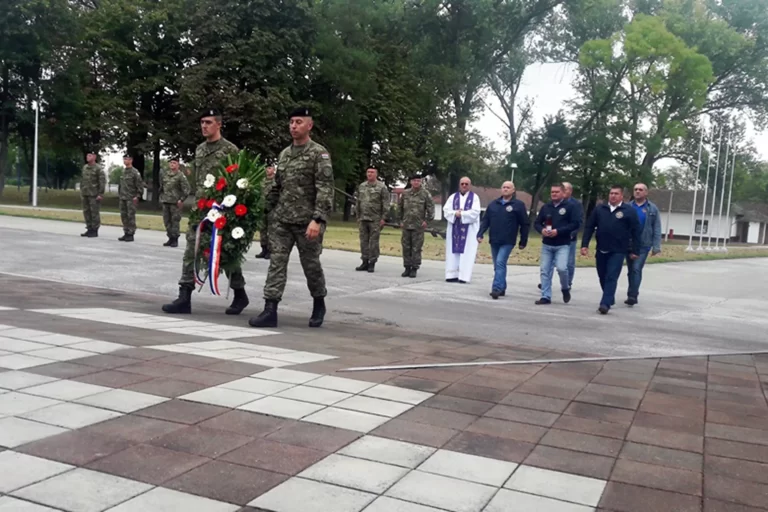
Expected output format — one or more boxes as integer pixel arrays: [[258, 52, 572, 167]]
[[194, 203, 224, 295]]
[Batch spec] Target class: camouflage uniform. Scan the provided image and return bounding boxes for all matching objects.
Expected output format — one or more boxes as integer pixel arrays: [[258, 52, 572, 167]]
[[263, 140, 334, 302], [160, 169, 191, 238], [80, 163, 106, 231], [179, 137, 244, 289], [259, 175, 275, 250], [118, 166, 145, 235], [356, 180, 389, 263], [398, 187, 434, 269]]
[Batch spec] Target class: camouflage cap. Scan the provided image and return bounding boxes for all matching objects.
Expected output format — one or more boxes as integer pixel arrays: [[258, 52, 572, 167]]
[[169, 155, 181, 162], [199, 108, 222, 120], [289, 106, 312, 118]]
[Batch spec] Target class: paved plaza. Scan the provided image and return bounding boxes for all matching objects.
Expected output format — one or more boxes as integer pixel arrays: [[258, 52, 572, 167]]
[[1, 217, 768, 510]]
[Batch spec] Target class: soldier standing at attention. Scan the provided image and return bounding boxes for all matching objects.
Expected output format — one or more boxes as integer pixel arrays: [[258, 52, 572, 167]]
[[80, 150, 105, 238], [398, 174, 434, 278], [249, 107, 334, 329], [160, 156, 191, 247], [355, 166, 389, 273], [118, 154, 145, 242], [162, 109, 250, 316], [255, 164, 276, 259]]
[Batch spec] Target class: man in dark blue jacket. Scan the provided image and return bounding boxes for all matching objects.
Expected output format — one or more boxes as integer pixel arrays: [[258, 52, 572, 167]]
[[581, 185, 642, 314], [534, 184, 580, 305], [477, 181, 529, 299]]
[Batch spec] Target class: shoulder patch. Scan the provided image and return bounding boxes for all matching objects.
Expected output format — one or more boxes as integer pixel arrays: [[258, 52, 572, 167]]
[[320, 153, 330, 160]]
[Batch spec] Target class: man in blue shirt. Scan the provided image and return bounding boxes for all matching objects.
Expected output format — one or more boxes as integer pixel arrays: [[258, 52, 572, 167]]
[[626, 183, 662, 305], [477, 181, 529, 299], [537, 182, 582, 291]]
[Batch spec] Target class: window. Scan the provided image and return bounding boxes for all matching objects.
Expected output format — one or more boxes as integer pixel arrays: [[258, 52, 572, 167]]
[[695, 220, 708, 234]]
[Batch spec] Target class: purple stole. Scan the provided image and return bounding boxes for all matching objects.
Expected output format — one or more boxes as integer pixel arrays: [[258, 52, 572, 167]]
[[451, 191, 474, 254]]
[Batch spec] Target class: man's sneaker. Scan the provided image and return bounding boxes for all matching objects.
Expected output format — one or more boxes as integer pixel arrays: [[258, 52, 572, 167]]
[[535, 298, 551, 305], [562, 288, 571, 304], [625, 297, 638, 306], [537, 283, 541, 290], [598, 305, 610, 315], [490, 290, 500, 300]]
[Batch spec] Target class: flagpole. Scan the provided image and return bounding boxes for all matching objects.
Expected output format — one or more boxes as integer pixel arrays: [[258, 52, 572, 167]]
[[706, 126, 723, 251], [32, 97, 39, 207], [686, 121, 705, 252], [723, 145, 737, 252], [697, 126, 715, 251], [714, 136, 730, 252]]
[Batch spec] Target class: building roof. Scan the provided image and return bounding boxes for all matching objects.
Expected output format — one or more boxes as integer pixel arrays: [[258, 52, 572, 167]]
[[647, 189, 729, 214], [433, 187, 533, 210], [733, 202, 768, 223]]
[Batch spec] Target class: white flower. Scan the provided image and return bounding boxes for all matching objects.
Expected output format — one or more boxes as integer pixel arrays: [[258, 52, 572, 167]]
[[236, 178, 248, 189], [203, 174, 216, 188], [231, 227, 245, 240], [222, 194, 237, 207], [206, 209, 221, 222]]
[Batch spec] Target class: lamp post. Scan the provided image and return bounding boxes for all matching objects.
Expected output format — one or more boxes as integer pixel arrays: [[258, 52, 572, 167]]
[[510, 163, 518, 184]]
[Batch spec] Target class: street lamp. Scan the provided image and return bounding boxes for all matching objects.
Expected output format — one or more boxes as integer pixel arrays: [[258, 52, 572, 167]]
[[510, 163, 518, 184]]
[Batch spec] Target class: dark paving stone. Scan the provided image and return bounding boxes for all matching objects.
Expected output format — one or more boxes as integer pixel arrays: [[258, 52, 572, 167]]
[[707, 399, 768, 417], [155, 353, 224, 369], [599, 482, 702, 512], [705, 455, 768, 485], [591, 371, 651, 390], [386, 376, 450, 393], [705, 474, 768, 509], [551, 415, 629, 440], [82, 414, 187, 443], [113, 347, 172, 360], [611, 459, 702, 496], [398, 406, 478, 430], [627, 426, 703, 453], [72, 369, 154, 388], [540, 429, 623, 457], [220, 438, 327, 475], [515, 378, 586, 400], [459, 373, 527, 391], [524, 444, 615, 479], [575, 390, 641, 410], [133, 400, 228, 425], [648, 382, 707, 399], [619, 442, 703, 472], [706, 439, 768, 464], [639, 393, 705, 419], [203, 360, 269, 376], [149, 425, 253, 458], [198, 411, 288, 438], [156, 367, 240, 387], [123, 377, 209, 398], [484, 404, 559, 427], [26, 362, 100, 379], [165, 460, 288, 506], [705, 423, 768, 446], [422, 395, 494, 416], [704, 498, 765, 512], [633, 411, 704, 435], [465, 417, 547, 444], [707, 410, 768, 431], [18, 430, 133, 465], [440, 382, 508, 403], [87, 444, 208, 484], [405, 367, 476, 384], [445, 431, 534, 463], [564, 402, 635, 425], [266, 422, 360, 453], [115, 361, 186, 378], [499, 392, 570, 413], [371, 418, 458, 448], [74, 354, 144, 370]]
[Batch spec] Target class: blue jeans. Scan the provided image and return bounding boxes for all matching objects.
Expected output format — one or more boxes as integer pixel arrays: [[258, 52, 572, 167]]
[[568, 240, 577, 288], [596, 251, 625, 308], [626, 248, 651, 299], [540, 244, 570, 300], [491, 244, 514, 292]]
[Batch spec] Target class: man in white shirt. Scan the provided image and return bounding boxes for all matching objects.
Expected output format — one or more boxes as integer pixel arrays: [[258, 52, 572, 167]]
[[443, 177, 482, 283]]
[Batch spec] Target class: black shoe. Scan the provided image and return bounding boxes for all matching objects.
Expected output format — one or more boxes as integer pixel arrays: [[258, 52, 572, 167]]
[[169, 237, 179, 248], [402, 267, 411, 277], [119, 234, 134, 242], [367, 262, 375, 273], [309, 297, 326, 328], [563, 288, 571, 304], [81, 229, 91, 237], [87, 230, 98, 238], [409, 267, 418, 278], [499, 290, 506, 297], [538, 283, 541, 290], [598, 305, 610, 315], [625, 297, 637, 306], [535, 298, 551, 305], [490, 290, 500, 300], [162, 286, 193, 314], [255, 247, 269, 259], [249, 300, 278, 328], [225, 288, 249, 315], [163, 237, 172, 247], [458, 280, 467, 284], [446, 278, 459, 283], [356, 260, 369, 271]]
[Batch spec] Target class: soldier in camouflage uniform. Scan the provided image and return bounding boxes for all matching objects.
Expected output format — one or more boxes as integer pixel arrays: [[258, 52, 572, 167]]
[[160, 157, 191, 247], [162, 109, 250, 316], [250, 107, 334, 329], [355, 167, 389, 273], [80, 151, 106, 238], [118, 154, 146, 242], [255, 165, 276, 259], [398, 174, 434, 278]]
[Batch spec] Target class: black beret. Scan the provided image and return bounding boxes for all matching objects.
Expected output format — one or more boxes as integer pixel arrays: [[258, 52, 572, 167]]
[[122, 153, 133, 159], [169, 155, 181, 162], [200, 108, 221, 119], [289, 106, 312, 118], [86, 148, 99, 155], [409, 173, 423, 180]]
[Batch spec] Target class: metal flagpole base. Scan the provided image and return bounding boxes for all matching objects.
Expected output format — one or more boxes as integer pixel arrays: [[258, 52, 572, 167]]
[[695, 247, 705, 252], [685, 246, 695, 253]]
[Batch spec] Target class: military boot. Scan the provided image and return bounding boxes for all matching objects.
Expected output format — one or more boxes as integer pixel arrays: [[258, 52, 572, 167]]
[[255, 246, 269, 259], [119, 234, 134, 242], [367, 261, 375, 273], [356, 260, 369, 271], [308, 297, 326, 328], [87, 229, 99, 238], [169, 237, 179, 248], [81, 229, 91, 237], [249, 300, 278, 328], [409, 267, 418, 278], [163, 237, 173, 247], [225, 288, 249, 315], [162, 286, 193, 314], [401, 267, 411, 277]]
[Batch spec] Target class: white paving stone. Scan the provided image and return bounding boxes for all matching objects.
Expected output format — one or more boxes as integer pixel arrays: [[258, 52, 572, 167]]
[[12, 468, 152, 512], [262, 351, 336, 364], [75, 389, 168, 413], [334, 395, 413, 418], [0, 417, 68, 448], [418, 450, 517, 487], [484, 489, 594, 512], [0, 307, 16, 311], [361, 384, 432, 405], [239, 396, 325, 419], [386, 471, 496, 512], [21, 402, 121, 429], [299, 454, 409, 494], [0, 337, 50, 353], [339, 436, 436, 469], [180, 387, 265, 408], [307, 375, 377, 394], [504, 465, 607, 507], [363, 497, 445, 512], [254, 368, 322, 384], [0, 353, 55, 370], [105, 486, 240, 512], [70, 340, 130, 354], [0, 371, 58, 391], [0, 451, 74, 493], [28, 334, 92, 346], [188, 350, 246, 361], [276, 385, 352, 406], [220, 377, 295, 395], [303, 407, 390, 433], [249, 478, 376, 512], [0, 392, 62, 416], [25, 347, 95, 362], [238, 356, 295, 367], [23, 380, 111, 401], [0, 497, 60, 511], [177, 340, 252, 351], [0, 328, 52, 340]]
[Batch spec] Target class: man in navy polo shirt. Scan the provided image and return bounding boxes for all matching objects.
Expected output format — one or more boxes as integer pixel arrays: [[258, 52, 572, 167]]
[[477, 181, 529, 299], [534, 183, 580, 305], [581, 185, 642, 314], [626, 183, 662, 305]]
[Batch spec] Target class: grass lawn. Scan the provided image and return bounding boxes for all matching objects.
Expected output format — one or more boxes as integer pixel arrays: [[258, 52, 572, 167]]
[[3, 186, 768, 266]]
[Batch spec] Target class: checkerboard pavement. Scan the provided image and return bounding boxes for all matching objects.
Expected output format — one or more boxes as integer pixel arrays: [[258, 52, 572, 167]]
[[2, 275, 768, 511]]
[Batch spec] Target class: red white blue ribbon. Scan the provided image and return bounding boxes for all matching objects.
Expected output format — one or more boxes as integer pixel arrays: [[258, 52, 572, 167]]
[[194, 203, 224, 295]]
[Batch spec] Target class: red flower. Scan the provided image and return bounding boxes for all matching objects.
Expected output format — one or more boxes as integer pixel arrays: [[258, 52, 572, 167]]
[[205, 199, 215, 209], [225, 163, 239, 173], [234, 204, 248, 217], [215, 217, 227, 229], [215, 177, 227, 191], [203, 248, 211, 259], [197, 198, 206, 210]]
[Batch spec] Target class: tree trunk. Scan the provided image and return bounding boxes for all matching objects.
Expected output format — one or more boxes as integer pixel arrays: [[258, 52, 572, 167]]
[[151, 140, 161, 208], [0, 63, 8, 198]]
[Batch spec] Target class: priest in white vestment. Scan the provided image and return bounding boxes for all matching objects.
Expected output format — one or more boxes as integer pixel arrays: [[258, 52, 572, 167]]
[[443, 177, 482, 283]]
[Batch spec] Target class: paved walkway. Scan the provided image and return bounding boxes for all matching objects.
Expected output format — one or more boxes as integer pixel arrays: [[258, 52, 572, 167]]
[[1, 275, 768, 511]]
